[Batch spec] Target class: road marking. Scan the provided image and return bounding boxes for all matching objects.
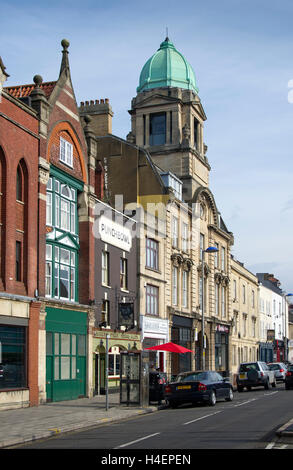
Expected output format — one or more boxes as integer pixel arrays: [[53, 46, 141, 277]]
[[266, 442, 288, 449], [266, 442, 275, 449], [114, 432, 160, 449], [183, 410, 222, 425], [233, 398, 258, 407], [264, 391, 279, 396]]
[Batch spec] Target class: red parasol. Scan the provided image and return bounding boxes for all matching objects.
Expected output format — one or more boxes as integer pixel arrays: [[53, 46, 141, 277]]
[[145, 341, 194, 353]]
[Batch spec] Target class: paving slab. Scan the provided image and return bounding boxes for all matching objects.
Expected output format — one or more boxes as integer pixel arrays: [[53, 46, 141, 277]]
[[0, 394, 161, 448]]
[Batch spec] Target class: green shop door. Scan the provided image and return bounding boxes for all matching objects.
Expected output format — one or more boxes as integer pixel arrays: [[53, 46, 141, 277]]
[[76, 335, 86, 397], [45, 308, 87, 402], [46, 354, 53, 402]]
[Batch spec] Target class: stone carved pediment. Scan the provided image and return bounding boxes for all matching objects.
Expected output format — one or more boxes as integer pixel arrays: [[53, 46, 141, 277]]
[[214, 272, 230, 286], [197, 262, 210, 278], [183, 258, 194, 272], [171, 253, 184, 267]]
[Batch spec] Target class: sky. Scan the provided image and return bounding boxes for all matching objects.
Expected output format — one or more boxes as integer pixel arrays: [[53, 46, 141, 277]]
[[1, 0, 293, 293]]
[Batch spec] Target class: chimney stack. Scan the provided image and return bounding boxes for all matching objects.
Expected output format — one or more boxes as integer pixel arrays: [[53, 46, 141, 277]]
[[79, 98, 113, 136]]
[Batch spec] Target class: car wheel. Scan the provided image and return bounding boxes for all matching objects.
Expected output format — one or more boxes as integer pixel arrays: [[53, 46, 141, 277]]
[[208, 390, 216, 406], [264, 380, 270, 390], [237, 385, 244, 392], [225, 387, 233, 402], [272, 380, 276, 388]]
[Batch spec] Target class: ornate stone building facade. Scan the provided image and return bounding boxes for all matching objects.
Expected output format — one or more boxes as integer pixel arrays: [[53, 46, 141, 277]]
[[128, 37, 234, 377]]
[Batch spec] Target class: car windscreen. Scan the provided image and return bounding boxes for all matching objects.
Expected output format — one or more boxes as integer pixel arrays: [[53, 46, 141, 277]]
[[176, 372, 208, 382], [287, 365, 293, 372], [268, 364, 280, 370], [239, 363, 259, 373]]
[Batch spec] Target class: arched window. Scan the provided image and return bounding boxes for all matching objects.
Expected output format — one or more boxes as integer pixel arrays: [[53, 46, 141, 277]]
[[15, 160, 28, 287], [16, 165, 24, 201]]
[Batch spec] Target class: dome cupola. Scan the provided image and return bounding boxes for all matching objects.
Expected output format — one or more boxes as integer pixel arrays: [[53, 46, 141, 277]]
[[137, 37, 198, 94]]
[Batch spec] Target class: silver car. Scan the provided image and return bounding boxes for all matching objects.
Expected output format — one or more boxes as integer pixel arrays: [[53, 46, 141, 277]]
[[268, 362, 287, 382]]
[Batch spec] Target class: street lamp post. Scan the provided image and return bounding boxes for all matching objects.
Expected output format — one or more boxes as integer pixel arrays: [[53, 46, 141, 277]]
[[201, 246, 218, 371]]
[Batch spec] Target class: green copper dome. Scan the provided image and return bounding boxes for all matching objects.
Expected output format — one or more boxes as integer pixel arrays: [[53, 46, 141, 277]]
[[137, 37, 199, 94]]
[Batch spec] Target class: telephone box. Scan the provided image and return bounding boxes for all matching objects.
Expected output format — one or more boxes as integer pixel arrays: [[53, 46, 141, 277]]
[[120, 350, 149, 406]]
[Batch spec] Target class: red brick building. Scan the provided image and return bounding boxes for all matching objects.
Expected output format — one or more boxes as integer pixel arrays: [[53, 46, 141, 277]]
[[0, 40, 97, 408], [0, 57, 40, 409]]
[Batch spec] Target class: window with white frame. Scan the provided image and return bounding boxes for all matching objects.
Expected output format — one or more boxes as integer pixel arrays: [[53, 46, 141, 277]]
[[46, 177, 77, 234], [46, 244, 77, 301], [214, 242, 219, 268], [172, 266, 178, 306], [243, 313, 247, 336], [172, 217, 179, 248], [146, 284, 159, 316], [200, 233, 204, 259], [101, 299, 110, 325], [221, 246, 226, 271], [120, 258, 128, 291], [182, 222, 189, 252], [60, 137, 73, 167], [102, 251, 110, 286], [182, 270, 188, 308], [109, 347, 120, 377], [215, 282, 219, 316], [221, 286, 226, 317], [233, 280, 237, 301], [146, 238, 159, 270]]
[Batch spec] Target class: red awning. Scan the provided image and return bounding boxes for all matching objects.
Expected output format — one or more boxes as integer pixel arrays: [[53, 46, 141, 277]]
[[145, 342, 194, 353]]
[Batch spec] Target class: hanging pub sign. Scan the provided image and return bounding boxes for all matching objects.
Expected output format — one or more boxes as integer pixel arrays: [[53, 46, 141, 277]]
[[267, 329, 275, 342], [119, 302, 134, 329]]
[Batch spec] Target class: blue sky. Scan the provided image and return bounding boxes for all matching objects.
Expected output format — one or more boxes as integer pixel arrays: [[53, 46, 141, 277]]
[[2, 0, 293, 293]]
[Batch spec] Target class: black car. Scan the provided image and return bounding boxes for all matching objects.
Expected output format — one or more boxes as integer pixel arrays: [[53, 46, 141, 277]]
[[149, 371, 167, 403], [285, 365, 293, 390], [164, 370, 233, 408]]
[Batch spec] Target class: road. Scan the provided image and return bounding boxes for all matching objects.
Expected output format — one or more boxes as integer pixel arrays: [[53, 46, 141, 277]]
[[16, 383, 293, 451]]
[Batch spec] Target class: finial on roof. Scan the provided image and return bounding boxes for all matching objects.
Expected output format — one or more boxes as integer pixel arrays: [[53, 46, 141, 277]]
[[61, 39, 70, 50], [33, 74, 43, 87], [59, 38, 70, 77]]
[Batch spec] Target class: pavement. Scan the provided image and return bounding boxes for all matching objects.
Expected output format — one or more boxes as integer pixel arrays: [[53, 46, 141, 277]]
[[0, 393, 164, 449], [0, 393, 293, 449]]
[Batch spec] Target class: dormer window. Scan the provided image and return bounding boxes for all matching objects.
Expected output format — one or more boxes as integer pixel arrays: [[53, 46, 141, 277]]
[[60, 137, 73, 167], [160, 171, 182, 201]]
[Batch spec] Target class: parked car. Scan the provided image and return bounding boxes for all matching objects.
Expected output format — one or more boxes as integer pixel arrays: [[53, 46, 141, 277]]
[[164, 370, 233, 408], [236, 361, 276, 392], [285, 365, 293, 390], [149, 371, 167, 403], [268, 362, 287, 382]]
